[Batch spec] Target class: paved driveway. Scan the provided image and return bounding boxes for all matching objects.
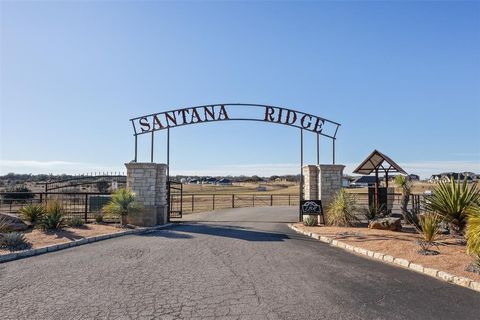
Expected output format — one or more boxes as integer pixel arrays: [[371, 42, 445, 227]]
[[0, 206, 479, 320]]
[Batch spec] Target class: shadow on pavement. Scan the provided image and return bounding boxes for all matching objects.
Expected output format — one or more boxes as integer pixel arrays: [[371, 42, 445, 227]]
[[144, 223, 290, 242]]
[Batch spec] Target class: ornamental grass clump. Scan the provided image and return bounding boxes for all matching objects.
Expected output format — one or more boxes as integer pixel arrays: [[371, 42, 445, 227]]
[[466, 205, 480, 272], [415, 212, 442, 255], [66, 216, 85, 228], [0, 216, 10, 233], [303, 216, 317, 227], [425, 178, 480, 236], [39, 201, 65, 231], [103, 188, 143, 226], [19, 203, 45, 225], [327, 189, 359, 227]]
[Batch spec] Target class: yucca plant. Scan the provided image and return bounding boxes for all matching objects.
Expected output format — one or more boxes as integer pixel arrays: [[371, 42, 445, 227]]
[[0, 232, 30, 251], [424, 178, 480, 236], [415, 212, 442, 255], [327, 189, 359, 227], [39, 201, 65, 231], [19, 203, 45, 225], [103, 188, 143, 226], [303, 216, 317, 227], [0, 215, 10, 233], [466, 205, 480, 266]]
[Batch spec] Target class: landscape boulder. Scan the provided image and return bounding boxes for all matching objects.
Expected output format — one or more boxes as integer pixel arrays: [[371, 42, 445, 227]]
[[0, 212, 29, 231], [368, 217, 402, 232]]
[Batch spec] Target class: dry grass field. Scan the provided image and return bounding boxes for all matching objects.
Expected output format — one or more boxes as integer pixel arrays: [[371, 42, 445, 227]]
[[182, 181, 299, 195]]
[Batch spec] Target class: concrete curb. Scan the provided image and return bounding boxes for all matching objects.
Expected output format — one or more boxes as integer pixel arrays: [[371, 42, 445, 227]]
[[0, 223, 174, 264], [288, 224, 480, 293]]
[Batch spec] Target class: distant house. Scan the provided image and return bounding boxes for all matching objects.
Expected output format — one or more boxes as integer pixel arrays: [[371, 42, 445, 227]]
[[217, 178, 232, 186], [202, 177, 217, 184], [256, 186, 267, 192], [408, 174, 420, 181], [188, 179, 199, 184], [429, 172, 474, 183], [350, 176, 377, 187]]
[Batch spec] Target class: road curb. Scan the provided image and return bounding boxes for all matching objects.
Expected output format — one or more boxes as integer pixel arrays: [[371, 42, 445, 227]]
[[288, 224, 480, 293], [0, 223, 174, 264]]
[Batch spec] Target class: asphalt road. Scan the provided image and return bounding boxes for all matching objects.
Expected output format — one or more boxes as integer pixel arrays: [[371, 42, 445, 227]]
[[1, 206, 479, 320]]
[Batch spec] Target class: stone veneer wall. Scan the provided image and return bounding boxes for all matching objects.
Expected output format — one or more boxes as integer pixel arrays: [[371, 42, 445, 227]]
[[303, 165, 319, 200], [317, 164, 345, 212], [302, 164, 345, 223], [125, 162, 168, 227]]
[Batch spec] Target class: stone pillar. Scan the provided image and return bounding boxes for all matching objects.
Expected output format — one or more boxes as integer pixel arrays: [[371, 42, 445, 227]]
[[302, 164, 345, 224], [318, 164, 345, 214], [125, 162, 168, 227], [302, 165, 319, 200]]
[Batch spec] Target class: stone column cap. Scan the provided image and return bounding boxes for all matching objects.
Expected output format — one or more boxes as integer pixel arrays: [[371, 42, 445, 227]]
[[125, 162, 168, 169]]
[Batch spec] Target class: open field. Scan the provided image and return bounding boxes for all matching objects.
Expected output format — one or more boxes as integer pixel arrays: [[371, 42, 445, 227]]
[[182, 181, 299, 195]]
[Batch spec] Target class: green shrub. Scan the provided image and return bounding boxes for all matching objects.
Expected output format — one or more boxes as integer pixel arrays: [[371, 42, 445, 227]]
[[416, 212, 441, 254], [361, 203, 385, 221], [466, 205, 480, 260], [0, 232, 30, 251], [327, 189, 359, 227], [425, 178, 480, 236], [303, 216, 317, 227], [39, 201, 65, 230], [95, 214, 103, 223], [19, 203, 45, 224], [66, 217, 84, 228], [103, 188, 143, 225]]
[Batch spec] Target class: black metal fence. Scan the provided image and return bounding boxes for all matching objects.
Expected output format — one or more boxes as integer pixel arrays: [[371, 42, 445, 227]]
[[347, 191, 425, 221], [0, 192, 111, 222], [179, 194, 299, 214]]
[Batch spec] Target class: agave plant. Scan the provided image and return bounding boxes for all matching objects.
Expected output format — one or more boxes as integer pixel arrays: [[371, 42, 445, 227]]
[[19, 203, 45, 225], [103, 188, 143, 226], [361, 203, 385, 221], [0, 232, 30, 251], [39, 201, 65, 231], [327, 189, 359, 227], [425, 178, 480, 236]]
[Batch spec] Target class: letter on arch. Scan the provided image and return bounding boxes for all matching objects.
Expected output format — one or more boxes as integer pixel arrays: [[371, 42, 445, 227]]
[[139, 117, 151, 132], [300, 114, 312, 129], [264, 107, 276, 122], [217, 105, 230, 120]]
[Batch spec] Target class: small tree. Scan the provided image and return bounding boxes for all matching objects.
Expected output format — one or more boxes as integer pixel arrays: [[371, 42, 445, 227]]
[[103, 188, 143, 226], [396, 175, 421, 228]]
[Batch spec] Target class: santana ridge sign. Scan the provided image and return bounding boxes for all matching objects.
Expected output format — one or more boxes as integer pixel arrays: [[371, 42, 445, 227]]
[[130, 104, 340, 139]]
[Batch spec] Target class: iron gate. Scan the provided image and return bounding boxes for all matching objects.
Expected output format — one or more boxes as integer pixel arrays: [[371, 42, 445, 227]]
[[168, 181, 183, 219]]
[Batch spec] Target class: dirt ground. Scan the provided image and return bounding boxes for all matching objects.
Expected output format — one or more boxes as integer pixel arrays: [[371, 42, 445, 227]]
[[294, 223, 480, 281], [0, 223, 125, 255]]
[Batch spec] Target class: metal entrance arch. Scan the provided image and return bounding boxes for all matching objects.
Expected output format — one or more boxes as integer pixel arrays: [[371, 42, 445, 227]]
[[129, 103, 341, 221]]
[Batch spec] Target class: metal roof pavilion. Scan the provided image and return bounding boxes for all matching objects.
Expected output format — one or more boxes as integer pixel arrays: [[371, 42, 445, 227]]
[[353, 149, 407, 176]]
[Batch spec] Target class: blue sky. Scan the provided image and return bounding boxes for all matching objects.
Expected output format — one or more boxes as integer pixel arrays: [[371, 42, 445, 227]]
[[1, 1, 479, 178]]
